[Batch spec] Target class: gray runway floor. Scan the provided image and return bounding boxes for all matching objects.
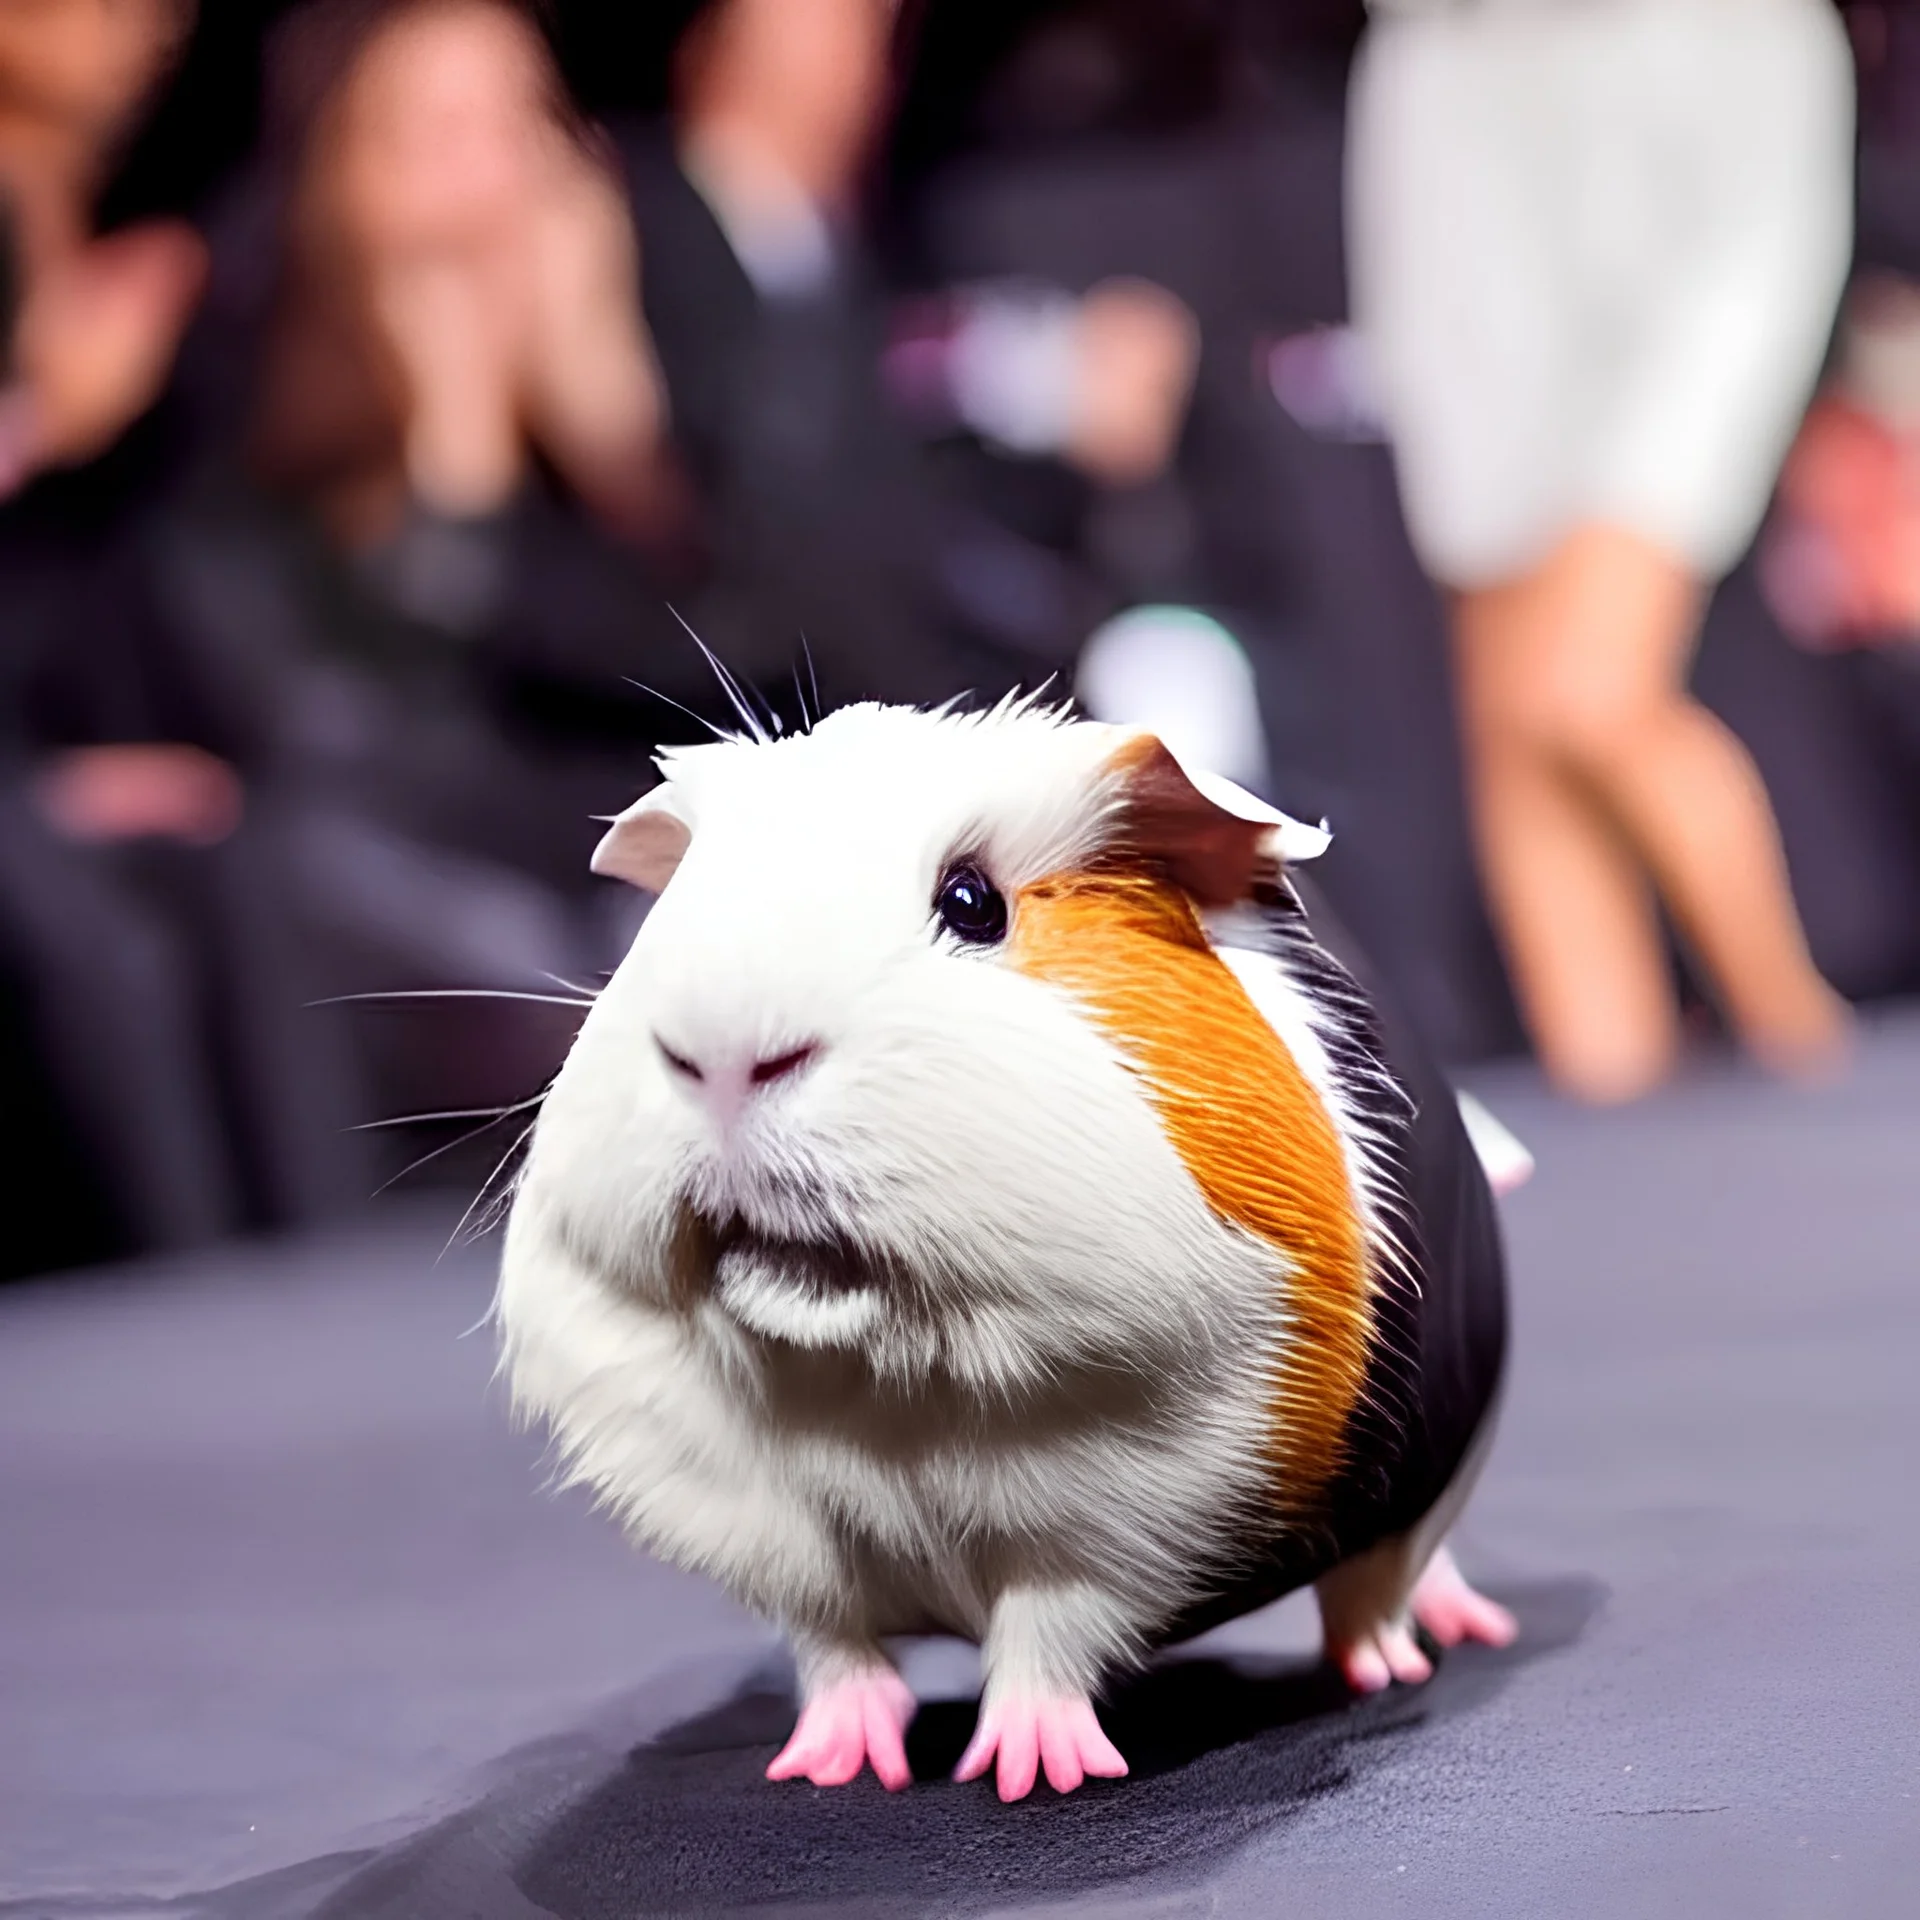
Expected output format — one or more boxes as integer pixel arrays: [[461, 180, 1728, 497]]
[[5, 1013, 1919, 1919]]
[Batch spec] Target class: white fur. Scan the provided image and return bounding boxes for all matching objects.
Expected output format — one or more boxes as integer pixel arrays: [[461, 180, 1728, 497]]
[[495, 702, 1389, 1711]]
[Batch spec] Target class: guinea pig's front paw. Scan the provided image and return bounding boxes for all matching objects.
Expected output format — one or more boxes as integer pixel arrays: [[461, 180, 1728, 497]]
[[954, 1694, 1129, 1802], [766, 1669, 917, 1791]]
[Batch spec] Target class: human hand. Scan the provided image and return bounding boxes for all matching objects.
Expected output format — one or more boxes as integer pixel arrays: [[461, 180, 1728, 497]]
[[33, 743, 243, 846], [1065, 278, 1199, 489], [516, 134, 671, 536], [364, 247, 527, 518], [4, 220, 206, 487]]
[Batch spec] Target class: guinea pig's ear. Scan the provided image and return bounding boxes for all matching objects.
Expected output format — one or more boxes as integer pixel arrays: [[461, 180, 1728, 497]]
[[1108, 732, 1330, 907], [591, 783, 693, 892]]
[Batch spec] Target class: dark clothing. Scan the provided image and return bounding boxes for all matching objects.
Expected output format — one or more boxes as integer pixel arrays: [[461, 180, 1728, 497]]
[[0, 796, 365, 1255], [0, 409, 370, 1264], [616, 122, 1073, 712]]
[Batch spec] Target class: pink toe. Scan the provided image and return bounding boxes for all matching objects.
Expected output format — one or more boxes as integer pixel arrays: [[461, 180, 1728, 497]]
[[1380, 1626, 1433, 1686], [1454, 1593, 1520, 1647], [766, 1708, 843, 1782], [954, 1718, 998, 1784], [1066, 1700, 1129, 1779], [1335, 1641, 1392, 1693], [811, 1730, 867, 1786], [996, 1715, 1040, 1802], [862, 1693, 913, 1792], [771, 1707, 861, 1785], [1037, 1705, 1084, 1794], [766, 1708, 833, 1780], [1412, 1553, 1519, 1650]]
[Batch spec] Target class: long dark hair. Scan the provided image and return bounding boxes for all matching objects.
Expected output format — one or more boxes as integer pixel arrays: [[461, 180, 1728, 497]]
[[245, 0, 571, 506]]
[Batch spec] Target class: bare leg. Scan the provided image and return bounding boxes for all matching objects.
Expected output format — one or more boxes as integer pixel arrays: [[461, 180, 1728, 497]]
[[1456, 674, 1679, 1101], [1456, 522, 1849, 1099], [1568, 687, 1852, 1080]]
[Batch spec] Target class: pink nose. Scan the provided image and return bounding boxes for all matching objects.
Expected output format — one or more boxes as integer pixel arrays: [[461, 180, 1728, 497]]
[[655, 1035, 821, 1125]]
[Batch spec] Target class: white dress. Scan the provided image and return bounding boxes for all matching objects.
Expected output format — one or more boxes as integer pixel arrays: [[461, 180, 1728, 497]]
[[1348, 0, 1856, 587]]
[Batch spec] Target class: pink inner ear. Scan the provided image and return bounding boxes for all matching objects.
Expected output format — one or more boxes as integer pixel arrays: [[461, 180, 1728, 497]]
[[591, 803, 692, 892], [1107, 734, 1274, 907]]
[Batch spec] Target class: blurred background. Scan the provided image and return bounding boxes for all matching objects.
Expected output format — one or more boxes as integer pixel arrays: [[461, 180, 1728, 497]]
[[4, 0, 1920, 1281]]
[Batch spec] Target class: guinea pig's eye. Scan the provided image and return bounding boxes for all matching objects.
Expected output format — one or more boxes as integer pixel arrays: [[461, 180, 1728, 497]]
[[934, 862, 1008, 946]]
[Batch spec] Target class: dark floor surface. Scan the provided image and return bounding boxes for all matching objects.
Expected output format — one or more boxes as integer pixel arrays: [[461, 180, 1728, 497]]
[[5, 1013, 1919, 1919]]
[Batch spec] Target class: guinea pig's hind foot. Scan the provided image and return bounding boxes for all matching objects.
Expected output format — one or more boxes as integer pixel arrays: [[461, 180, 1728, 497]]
[[766, 1669, 916, 1791], [1325, 1621, 1432, 1695], [954, 1695, 1129, 1802], [1318, 1539, 1434, 1694], [1408, 1544, 1518, 1651]]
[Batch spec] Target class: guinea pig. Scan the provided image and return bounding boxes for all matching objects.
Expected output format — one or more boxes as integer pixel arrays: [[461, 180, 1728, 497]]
[[494, 697, 1514, 1803]]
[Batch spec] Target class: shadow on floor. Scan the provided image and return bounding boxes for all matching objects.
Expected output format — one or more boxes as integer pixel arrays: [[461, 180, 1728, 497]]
[[269, 1577, 1600, 1920]]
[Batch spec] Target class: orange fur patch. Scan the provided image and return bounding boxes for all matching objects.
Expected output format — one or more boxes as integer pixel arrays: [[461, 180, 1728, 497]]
[[1011, 870, 1374, 1511]]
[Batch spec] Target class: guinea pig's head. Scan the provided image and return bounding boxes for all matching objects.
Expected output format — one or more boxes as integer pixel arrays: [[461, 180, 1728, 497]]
[[518, 699, 1330, 1393]]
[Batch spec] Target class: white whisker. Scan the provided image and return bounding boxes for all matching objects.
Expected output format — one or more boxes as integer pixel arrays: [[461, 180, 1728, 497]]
[[352, 1096, 545, 1133], [443, 1119, 540, 1259], [309, 989, 595, 1011], [371, 1105, 534, 1197], [667, 603, 771, 744], [621, 675, 730, 742], [800, 630, 821, 728]]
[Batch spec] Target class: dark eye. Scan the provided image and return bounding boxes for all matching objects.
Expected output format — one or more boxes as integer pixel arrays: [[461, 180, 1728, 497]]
[[934, 862, 1008, 946]]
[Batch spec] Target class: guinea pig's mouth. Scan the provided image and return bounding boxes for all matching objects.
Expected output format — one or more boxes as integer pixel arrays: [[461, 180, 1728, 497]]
[[703, 1214, 887, 1349]]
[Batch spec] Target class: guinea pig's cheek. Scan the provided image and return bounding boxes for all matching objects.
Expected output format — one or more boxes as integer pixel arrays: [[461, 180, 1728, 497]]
[[522, 971, 701, 1271]]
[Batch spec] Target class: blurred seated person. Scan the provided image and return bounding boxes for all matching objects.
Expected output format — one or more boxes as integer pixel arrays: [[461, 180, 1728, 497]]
[[0, 0, 364, 1264], [254, 0, 677, 561], [876, 4, 1338, 811], [1350, 0, 1857, 1101], [0, 0, 209, 833], [610, 0, 1049, 703], [238, 0, 707, 948]]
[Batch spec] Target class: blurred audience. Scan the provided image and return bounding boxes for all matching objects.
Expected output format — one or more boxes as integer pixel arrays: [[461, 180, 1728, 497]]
[[170, 0, 710, 1155], [0, 0, 364, 1271], [5, 0, 1920, 1276], [232, 0, 684, 913], [1349, 0, 1858, 1102], [254, 0, 673, 556]]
